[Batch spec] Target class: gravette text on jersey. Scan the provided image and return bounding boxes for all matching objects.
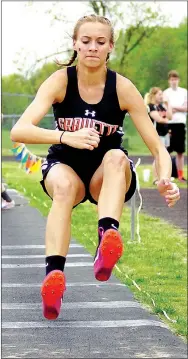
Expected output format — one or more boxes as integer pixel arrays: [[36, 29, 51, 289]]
[[57, 117, 120, 136]]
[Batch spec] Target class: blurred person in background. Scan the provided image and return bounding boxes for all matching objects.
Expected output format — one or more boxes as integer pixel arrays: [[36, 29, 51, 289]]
[[144, 87, 172, 184], [163, 70, 187, 182], [1, 183, 15, 210], [1, 113, 15, 210]]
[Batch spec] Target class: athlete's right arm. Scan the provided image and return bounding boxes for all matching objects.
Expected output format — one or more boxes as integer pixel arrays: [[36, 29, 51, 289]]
[[10, 70, 99, 150], [10, 70, 68, 144]]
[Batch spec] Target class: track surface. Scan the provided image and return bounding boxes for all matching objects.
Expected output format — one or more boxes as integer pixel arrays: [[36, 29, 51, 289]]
[[2, 189, 187, 358], [128, 188, 187, 233]]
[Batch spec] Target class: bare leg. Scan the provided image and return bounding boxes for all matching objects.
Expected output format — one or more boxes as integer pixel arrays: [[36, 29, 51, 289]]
[[89, 149, 132, 281], [41, 164, 85, 320], [176, 153, 184, 171], [44, 164, 85, 257], [89, 149, 132, 221]]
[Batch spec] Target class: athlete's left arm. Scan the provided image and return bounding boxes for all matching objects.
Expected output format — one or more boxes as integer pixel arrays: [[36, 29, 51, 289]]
[[117, 75, 180, 206]]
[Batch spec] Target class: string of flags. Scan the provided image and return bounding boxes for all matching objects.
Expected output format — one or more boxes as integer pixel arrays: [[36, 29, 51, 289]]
[[11, 142, 45, 174]]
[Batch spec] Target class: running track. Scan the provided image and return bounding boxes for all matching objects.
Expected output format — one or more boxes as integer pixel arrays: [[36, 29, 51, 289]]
[[2, 188, 187, 358]]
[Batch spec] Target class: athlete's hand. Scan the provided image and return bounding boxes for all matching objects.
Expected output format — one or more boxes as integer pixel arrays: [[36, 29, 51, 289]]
[[156, 179, 180, 207], [64, 128, 100, 150]]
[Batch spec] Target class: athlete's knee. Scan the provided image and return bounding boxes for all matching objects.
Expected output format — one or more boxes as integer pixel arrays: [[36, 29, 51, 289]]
[[52, 177, 77, 201], [103, 149, 128, 170]]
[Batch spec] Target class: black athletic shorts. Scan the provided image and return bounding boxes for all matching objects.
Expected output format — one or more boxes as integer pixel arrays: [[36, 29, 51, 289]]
[[40, 143, 136, 206], [167, 123, 186, 154]]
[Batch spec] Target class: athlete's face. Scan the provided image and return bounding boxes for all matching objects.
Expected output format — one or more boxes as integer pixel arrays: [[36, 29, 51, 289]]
[[74, 22, 113, 67], [155, 90, 163, 104], [168, 76, 179, 89]]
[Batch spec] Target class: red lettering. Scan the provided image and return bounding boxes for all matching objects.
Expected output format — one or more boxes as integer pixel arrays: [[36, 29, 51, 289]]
[[57, 117, 119, 136], [72, 118, 82, 131], [64, 118, 73, 131], [58, 118, 65, 129], [111, 125, 118, 134], [106, 125, 113, 136], [99, 122, 105, 135], [90, 119, 94, 128]]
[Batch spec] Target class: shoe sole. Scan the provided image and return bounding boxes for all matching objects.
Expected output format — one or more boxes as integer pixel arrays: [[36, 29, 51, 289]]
[[95, 229, 123, 281], [41, 270, 66, 320], [2, 202, 15, 209]]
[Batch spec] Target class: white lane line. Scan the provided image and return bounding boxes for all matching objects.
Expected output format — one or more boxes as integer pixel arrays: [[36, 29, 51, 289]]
[[2, 254, 92, 259], [2, 320, 167, 329], [2, 244, 82, 249], [2, 282, 125, 288], [2, 262, 93, 268], [2, 301, 141, 310]]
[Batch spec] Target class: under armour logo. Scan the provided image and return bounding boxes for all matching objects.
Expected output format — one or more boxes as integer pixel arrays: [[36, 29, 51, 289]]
[[85, 109, 96, 117]]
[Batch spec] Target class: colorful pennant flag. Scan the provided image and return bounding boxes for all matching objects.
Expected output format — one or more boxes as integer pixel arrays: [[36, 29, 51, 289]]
[[13, 142, 22, 149], [29, 158, 42, 174], [21, 152, 29, 164], [11, 142, 45, 175], [15, 147, 25, 161]]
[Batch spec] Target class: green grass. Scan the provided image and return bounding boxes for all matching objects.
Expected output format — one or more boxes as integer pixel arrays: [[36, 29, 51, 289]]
[[2, 161, 187, 340], [136, 164, 187, 189], [2, 129, 49, 156], [2, 127, 187, 163], [72, 203, 187, 339], [124, 133, 150, 155], [2, 128, 150, 156]]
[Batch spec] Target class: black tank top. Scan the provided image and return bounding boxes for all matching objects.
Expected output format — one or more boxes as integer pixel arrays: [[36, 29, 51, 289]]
[[52, 66, 127, 149]]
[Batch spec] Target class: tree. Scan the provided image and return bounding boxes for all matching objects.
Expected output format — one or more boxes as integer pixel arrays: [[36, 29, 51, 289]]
[[14, 1, 167, 75], [113, 21, 187, 95], [89, 1, 122, 21], [108, 2, 167, 72], [27, 62, 58, 93], [2, 74, 33, 123]]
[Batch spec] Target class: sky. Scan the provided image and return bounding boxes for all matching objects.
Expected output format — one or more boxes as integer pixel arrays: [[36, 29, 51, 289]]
[[2, 1, 187, 76]]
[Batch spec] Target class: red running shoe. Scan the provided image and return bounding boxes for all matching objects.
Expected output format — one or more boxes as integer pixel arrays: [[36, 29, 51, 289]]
[[178, 177, 187, 183], [94, 229, 123, 281], [41, 270, 66, 320]]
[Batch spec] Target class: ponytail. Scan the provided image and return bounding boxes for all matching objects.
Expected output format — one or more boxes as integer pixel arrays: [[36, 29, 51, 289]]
[[55, 50, 77, 68], [106, 53, 110, 62], [144, 87, 161, 106], [56, 50, 110, 67], [144, 93, 150, 105]]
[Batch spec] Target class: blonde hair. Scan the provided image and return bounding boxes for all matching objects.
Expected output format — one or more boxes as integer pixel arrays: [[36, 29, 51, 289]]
[[144, 87, 161, 105], [56, 14, 114, 67]]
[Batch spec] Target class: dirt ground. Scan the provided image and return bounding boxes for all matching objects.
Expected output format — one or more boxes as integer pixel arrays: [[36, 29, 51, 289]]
[[128, 188, 187, 233], [130, 155, 187, 165]]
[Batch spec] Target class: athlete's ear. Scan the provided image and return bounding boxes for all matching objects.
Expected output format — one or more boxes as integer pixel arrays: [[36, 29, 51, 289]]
[[108, 42, 114, 53]]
